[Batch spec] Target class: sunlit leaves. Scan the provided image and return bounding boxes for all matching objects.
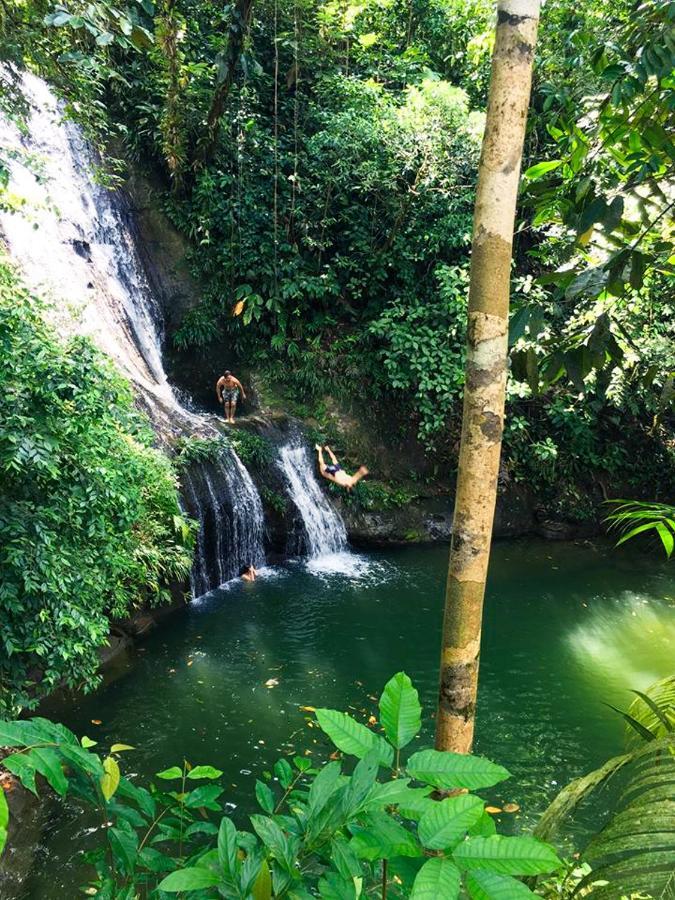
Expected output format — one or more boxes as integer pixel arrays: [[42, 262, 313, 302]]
[[418, 794, 485, 850], [410, 857, 461, 899], [100, 756, 121, 801], [315, 709, 394, 766], [378, 671, 422, 750], [453, 835, 562, 876], [159, 867, 222, 891], [407, 750, 510, 791]]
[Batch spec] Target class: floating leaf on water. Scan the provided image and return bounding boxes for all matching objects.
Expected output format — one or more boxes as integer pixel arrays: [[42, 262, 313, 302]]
[[503, 803, 520, 813], [299, 705, 316, 712], [368, 716, 377, 726], [485, 806, 502, 814], [187, 660, 194, 667], [265, 678, 279, 688], [91, 720, 102, 726]]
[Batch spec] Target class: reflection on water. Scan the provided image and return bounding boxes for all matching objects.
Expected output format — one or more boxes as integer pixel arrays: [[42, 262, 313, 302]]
[[568, 592, 675, 694], [10, 540, 675, 898]]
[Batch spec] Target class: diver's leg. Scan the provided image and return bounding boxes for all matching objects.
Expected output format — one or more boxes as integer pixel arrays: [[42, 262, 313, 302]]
[[347, 466, 369, 488]]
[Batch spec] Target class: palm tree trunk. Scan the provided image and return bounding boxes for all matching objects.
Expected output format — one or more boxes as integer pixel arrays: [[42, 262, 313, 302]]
[[435, 0, 541, 753]]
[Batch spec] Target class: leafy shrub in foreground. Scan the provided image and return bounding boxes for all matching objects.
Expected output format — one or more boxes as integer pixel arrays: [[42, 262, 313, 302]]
[[0, 672, 561, 897]]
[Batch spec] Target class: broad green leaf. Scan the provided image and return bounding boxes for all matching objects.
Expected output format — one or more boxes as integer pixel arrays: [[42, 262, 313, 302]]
[[2, 754, 37, 795], [31, 748, 68, 797], [453, 836, 561, 876], [407, 750, 510, 790], [252, 858, 272, 900], [318, 870, 359, 900], [418, 794, 484, 850], [137, 847, 175, 873], [156, 766, 183, 780], [331, 836, 362, 880], [255, 779, 275, 813], [379, 672, 422, 750], [316, 709, 393, 766], [465, 868, 537, 899], [307, 760, 344, 816], [187, 765, 223, 780], [274, 758, 294, 788], [184, 784, 224, 808], [250, 814, 296, 873], [523, 160, 562, 180], [363, 778, 432, 812], [108, 822, 139, 876], [159, 867, 221, 891], [100, 756, 120, 801], [350, 811, 423, 860], [81, 736, 97, 748], [410, 857, 461, 899], [341, 749, 379, 816], [218, 816, 238, 876]]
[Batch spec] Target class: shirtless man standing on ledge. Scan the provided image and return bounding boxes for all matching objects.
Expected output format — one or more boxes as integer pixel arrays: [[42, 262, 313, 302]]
[[315, 445, 369, 491], [216, 370, 246, 424]]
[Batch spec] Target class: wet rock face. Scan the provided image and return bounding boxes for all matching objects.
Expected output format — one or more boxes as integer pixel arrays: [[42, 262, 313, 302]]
[[342, 485, 539, 547]]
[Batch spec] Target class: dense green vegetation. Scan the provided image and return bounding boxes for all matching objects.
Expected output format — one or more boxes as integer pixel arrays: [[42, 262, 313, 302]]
[[0, 674, 565, 897], [0, 1, 673, 896], [0, 256, 194, 716], [2, 0, 673, 508]]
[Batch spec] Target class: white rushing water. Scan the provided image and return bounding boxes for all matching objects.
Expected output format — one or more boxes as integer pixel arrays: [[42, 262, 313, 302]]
[[277, 443, 361, 574], [0, 73, 265, 596]]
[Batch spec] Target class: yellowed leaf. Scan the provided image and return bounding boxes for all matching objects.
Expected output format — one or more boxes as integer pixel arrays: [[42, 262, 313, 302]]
[[265, 678, 279, 688], [503, 802, 520, 813], [91, 719, 102, 726], [299, 705, 316, 712], [232, 300, 246, 317], [485, 806, 502, 815], [110, 744, 134, 753], [100, 756, 120, 802]]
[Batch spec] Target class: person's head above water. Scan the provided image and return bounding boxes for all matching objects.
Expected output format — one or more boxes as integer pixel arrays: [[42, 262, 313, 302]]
[[224, 369, 232, 377], [239, 563, 256, 582]]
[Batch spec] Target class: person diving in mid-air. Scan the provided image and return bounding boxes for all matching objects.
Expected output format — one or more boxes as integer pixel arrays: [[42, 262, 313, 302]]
[[315, 445, 369, 491]]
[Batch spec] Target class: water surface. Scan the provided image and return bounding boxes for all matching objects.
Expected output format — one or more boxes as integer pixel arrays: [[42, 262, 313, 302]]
[[14, 540, 675, 897]]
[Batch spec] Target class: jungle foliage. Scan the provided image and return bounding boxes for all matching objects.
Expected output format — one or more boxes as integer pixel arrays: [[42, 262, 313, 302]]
[[1, 0, 674, 505], [0, 256, 194, 716], [0, 672, 564, 898]]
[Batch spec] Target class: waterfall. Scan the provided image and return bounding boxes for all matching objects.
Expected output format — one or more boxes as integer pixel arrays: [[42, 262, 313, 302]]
[[0, 73, 265, 596], [277, 443, 349, 561]]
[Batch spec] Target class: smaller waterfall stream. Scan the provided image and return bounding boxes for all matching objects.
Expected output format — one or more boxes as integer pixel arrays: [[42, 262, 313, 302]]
[[186, 451, 266, 596], [278, 443, 351, 570]]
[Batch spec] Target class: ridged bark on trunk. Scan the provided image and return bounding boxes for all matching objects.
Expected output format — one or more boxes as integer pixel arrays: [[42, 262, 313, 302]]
[[435, 0, 541, 753]]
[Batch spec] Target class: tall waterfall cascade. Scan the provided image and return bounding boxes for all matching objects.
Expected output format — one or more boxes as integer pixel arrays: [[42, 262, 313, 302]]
[[277, 443, 350, 567], [0, 73, 265, 596]]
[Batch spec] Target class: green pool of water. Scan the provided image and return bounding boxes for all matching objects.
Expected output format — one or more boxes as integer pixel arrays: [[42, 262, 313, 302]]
[[10, 540, 675, 897]]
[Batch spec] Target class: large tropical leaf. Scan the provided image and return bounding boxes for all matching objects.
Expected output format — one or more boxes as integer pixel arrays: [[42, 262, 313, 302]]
[[625, 674, 675, 748], [315, 709, 394, 767], [378, 672, 422, 750], [409, 857, 461, 899], [452, 835, 561, 876], [465, 868, 537, 899], [577, 735, 675, 898], [418, 794, 484, 850], [605, 500, 675, 558], [407, 750, 510, 791]]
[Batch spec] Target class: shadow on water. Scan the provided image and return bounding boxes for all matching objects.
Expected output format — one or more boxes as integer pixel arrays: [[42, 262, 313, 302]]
[[13, 540, 675, 898]]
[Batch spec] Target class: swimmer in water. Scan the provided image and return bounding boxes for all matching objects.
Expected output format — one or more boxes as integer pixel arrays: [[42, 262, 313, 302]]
[[239, 563, 256, 582]]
